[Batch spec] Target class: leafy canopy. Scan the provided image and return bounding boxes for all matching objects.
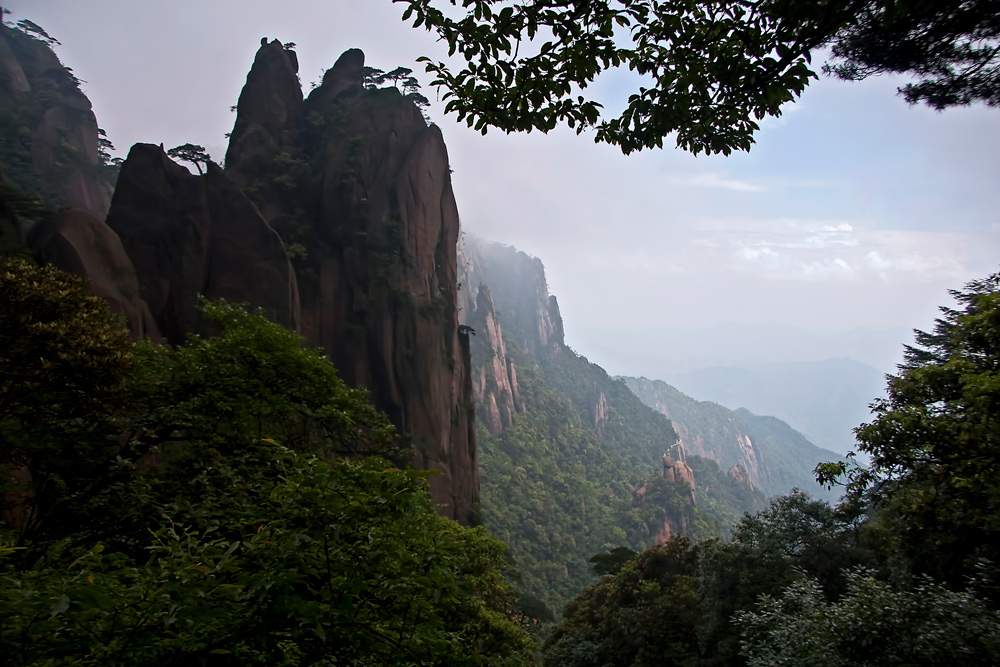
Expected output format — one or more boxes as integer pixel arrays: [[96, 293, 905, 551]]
[[0, 262, 537, 665], [816, 272, 1000, 593], [396, 0, 999, 155]]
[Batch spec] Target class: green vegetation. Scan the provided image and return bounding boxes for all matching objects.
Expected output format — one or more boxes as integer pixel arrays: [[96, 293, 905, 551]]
[[468, 244, 765, 616], [542, 271, 1000, 665], [399, 0, 999, 154], [0, 258, 536, 665]]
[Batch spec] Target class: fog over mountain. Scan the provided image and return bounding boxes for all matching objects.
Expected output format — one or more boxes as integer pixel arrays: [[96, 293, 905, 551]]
[[7, 0, 999, 382]]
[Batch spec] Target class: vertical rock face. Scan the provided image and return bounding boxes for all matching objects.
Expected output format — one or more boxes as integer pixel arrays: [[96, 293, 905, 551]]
[[661, 454, 696, 505], [104, 143, 299, 343], [0, 26, 113, 216], [9, 37, 479, 526], [28, 208, 159, 340], [221, 44, 478, 524], [224, 39, 303, 193], [466, 285, 523, 437], [466, 239, 565, 364]]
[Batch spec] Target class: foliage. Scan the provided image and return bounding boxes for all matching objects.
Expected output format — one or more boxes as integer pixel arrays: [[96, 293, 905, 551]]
[[544, 538, 703, 667], [470, 242, 763, 616], [817, 271, 1000, 592], [167, 143, 211, 175], [397, 0, 998, 155], [737, 569, 1000, 666], [589, 546, 636, 576], [14, 18, 60, 45], [622, 376, 843, 501], [826, 0, 1000, 109], [0, 266, 536, 664], [0, 257, 133, 534], [542, 492, 880, 666], [2, 444, 536, 666]]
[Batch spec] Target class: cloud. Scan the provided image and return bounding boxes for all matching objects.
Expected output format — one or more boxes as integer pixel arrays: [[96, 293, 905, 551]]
[[669, 172, 766, 193]]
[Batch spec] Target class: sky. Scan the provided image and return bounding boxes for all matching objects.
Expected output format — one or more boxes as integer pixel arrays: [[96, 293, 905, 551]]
[[9, 0, 1000, 377]]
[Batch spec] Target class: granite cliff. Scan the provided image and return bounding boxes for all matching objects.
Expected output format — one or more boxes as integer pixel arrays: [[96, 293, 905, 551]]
[[1, 31, 479, 525], [0, 23, 113, 215]]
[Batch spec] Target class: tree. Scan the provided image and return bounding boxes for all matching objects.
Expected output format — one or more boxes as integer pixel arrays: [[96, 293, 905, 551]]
[[396, 0, 999, 155], [737, 569, 1000, 666], [817, 271, 1000, 592], [167, 143, 211, 175], [14, 18, 60, 46], [0, 257, 133, 536], [826, 0, 1000, 109], [0, 279, 537, 665]]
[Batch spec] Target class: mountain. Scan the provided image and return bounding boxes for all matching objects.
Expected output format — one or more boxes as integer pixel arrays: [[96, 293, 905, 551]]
[[0, 22, 114, 215], [620, 376, 844, 501], [0, 30, 477, 524], [663, 359, 887, 455], [461, 237, 763, 614]]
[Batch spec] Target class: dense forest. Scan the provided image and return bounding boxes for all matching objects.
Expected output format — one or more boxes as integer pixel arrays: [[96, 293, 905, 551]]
[[3, 6, 1000, 666]]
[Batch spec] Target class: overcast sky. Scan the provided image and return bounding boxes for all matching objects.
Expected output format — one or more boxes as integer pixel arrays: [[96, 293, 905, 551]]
[[10, 0, 1000, 376]]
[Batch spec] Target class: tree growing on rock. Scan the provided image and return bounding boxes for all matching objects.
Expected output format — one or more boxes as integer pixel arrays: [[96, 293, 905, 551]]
[[167, 143, 211, 175]]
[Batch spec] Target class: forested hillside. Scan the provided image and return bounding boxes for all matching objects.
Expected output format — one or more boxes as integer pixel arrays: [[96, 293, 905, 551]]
[[462, 238, 763, 615], [621, 376, 844, 501]]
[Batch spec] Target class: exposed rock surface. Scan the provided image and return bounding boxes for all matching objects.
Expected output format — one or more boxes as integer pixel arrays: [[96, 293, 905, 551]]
[[221, 44, 478, 523], [28, 207, 159, 339], [105, 144, 299, 343], [661, 453, 696, 505], [622, 375, 844, 500], [0, 25, 113, 216], [466, 284, 523, 437], [463, 238, 564, 363]]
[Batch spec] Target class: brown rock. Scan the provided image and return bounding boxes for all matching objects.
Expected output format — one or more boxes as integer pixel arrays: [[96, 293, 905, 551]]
[[28, 207, 159, 339], [225, 39, 303, 185], [468, 284, 523, 437], [105, 143, 298, 342]]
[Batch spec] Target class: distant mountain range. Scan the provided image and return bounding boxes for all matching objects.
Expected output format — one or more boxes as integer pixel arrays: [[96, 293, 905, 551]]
[[659, 358, 887, 455], [570, 321, 911, 376]]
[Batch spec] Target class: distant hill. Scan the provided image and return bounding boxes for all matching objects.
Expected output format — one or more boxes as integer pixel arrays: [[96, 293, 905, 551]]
[[661, 358, 887, 455], [570, 321, 909, 376], [621, 376, 844, 501]]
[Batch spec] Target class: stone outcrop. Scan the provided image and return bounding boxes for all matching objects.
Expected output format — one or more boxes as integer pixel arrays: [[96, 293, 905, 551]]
[[631, 452, 697, 545], [624, 377, 769, 491], [0, 25, 113, 216], [662, 453, 696, 505], [219, 44, 478, 524], [464, 238, 564, 364], [6, 36, 481, 526], [28, 207, 159, 339], [105, 144, 299, 342], [466, 284, 523, 437]]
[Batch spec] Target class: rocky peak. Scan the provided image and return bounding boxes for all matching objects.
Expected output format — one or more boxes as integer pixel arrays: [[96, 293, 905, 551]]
[[0, 24, 113, 216], [462, 238, 565, 364], [104, 143, 299, 343], [315, 48, 366, 102], [224, 39, 303, 183], [662, 453, 696, 505]]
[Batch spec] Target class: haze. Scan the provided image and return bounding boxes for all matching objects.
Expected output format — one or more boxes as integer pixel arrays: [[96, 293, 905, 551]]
[[9, 0, 999, 377]]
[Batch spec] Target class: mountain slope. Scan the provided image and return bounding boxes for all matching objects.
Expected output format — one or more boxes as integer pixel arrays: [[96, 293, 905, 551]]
[[461, 238, 764, 615], [621, 376, 843, 501]]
